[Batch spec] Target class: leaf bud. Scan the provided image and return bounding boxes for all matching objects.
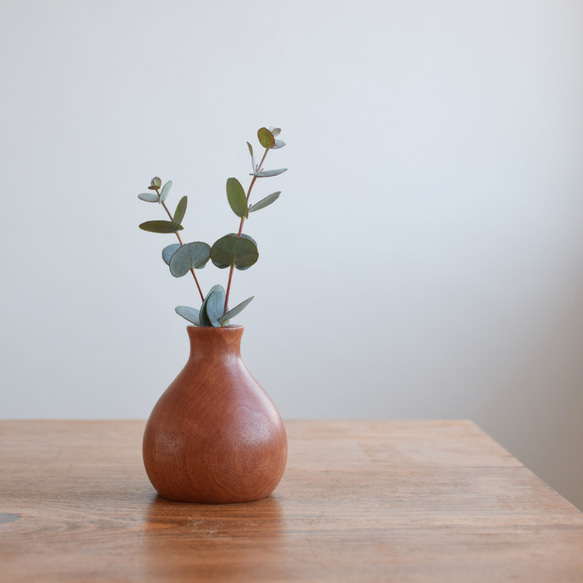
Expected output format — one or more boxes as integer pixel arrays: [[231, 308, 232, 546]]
[[149, 176, 162, 190]]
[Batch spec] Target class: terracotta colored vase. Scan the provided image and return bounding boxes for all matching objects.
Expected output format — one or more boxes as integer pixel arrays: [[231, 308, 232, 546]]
[[143, 325, 287, 503]]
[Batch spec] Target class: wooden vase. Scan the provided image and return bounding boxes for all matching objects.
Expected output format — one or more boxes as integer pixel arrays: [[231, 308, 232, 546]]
[[142, 325, 287, 503]]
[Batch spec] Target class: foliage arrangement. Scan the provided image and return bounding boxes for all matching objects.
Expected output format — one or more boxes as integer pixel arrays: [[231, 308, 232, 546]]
[[137, 127, 286, 327]]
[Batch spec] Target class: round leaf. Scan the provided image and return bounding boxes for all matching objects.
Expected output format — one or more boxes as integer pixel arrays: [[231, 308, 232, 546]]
[[149, 177, 162, 190], [239, 232, 257, 245], [257, 127, 275, 149], [162, 243, 181, 266], [169, 242, 211, 277], [210, 234, 259, 270], [139, 220, 183, 234], [226, 178, 248, 218]]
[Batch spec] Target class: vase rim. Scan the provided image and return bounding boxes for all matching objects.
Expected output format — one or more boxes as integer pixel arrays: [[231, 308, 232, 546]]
[[186, 325, 244, 331]]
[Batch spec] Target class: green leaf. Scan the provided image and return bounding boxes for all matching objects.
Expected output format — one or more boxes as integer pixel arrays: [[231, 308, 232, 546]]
[[200, 285, 226, 327], [272, 139, 286, 149], [210, 234, 259, 270], [139, 220, 184, 234], [228, 231, 257, 270], [251, 168, 287, 178], [269, 127, 281, 137], [138, 192, 159, 203], [226, 177, 248, 218], [169, 242, 211, 277], [199, 300, 211, 327], [162, 243, 181, 265], [159, 180, 172, 203], [175, 306, 200, 326], [249, 191, 280, 213], [239, 232, 257, 245], [173, 196, 187, 224], [219, 296, 254, 324], [149, 177, 162, 190], [257, 127, 275, 149]]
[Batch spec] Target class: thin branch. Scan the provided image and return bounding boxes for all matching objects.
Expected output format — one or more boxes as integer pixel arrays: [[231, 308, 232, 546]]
[[224, 148, 270, 313], [159, 195, 205, 303]]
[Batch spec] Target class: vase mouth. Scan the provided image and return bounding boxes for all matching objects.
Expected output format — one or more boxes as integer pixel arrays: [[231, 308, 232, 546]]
[[186, 325, 244, 331]]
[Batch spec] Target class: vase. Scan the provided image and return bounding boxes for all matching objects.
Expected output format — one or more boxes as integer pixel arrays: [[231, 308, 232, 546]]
[[142, 325, 287, 503]]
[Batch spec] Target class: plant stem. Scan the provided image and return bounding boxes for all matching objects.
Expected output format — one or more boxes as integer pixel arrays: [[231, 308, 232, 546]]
[[223, 263, 235, 317], [159, 195, 205, 303], [224, 148, 270, 314]]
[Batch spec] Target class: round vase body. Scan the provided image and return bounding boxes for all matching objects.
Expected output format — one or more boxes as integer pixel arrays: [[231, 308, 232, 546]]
[[143, 326, 287, 503]]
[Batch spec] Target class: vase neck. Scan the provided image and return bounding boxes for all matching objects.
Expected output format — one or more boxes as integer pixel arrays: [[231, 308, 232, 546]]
[[187, 326, 243, 362]]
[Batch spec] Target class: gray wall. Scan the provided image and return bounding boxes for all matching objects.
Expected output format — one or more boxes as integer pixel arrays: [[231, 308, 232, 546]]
[[1, 1, 582, 509]]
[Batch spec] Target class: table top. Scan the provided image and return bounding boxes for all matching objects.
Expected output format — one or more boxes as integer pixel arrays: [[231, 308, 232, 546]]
[[1, 420, 582, 582]]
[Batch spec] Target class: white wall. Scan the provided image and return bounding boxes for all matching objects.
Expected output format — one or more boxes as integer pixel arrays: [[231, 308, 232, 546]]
[[1, 0, 582, 509]]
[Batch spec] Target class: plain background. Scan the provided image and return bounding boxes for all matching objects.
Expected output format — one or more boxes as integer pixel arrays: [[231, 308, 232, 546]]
[[1, 0, 582, 510]]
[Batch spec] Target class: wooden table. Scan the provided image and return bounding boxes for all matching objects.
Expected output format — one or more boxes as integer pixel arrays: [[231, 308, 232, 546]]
[[1, 420, 582, 582]]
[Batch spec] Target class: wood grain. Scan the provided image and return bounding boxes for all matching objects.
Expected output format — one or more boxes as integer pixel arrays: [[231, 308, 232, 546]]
[[1, 420, 582, 582]]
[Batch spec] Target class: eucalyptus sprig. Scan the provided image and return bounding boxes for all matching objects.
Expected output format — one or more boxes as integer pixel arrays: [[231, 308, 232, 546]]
[[137, 126, 287, 327]]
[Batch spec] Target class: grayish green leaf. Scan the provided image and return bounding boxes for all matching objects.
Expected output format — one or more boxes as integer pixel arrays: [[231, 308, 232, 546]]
[[162, 243, 181, 265], [160, 180, 172, 203], [257, 127, 275, 149], [200, 285, 225, 327], [210, 234, 259, 270], [249, 191, 280, 213], [247, 141, 256, 171], [169, 242, 211, 277], [173, 196, 187, 224], [138, 192, 159, 203], [150, 177, 162, 190], [139, 220, 184, 233], [269, 127, 281, 137], [175, 306, 200, 326], [251, 168, 288, 178], [226, 177, 248, 218], [272, 139, 286, 149], [206, 287, 226, 327], [219, 296, 254, 324]]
